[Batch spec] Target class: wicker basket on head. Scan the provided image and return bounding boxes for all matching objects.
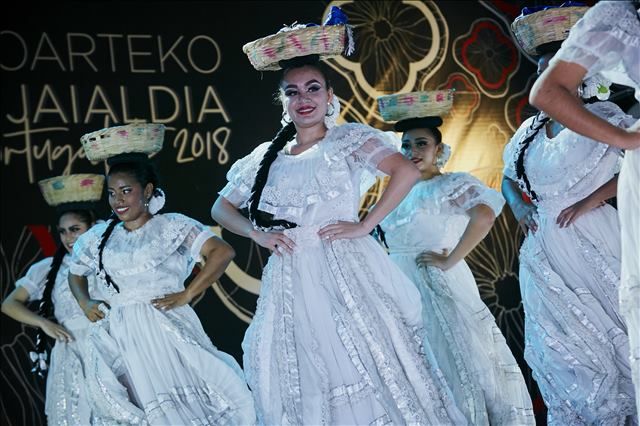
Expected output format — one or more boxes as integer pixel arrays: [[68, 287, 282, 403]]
[[80, 123, 165, 162], [377, 90, 454, 123], [512, 6, 588, 56], [38, 174, 105, 207], [243, 24, 350, 71]]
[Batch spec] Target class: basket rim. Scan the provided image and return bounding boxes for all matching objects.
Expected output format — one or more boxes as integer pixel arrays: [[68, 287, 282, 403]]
[[242, 24, 347, 71]]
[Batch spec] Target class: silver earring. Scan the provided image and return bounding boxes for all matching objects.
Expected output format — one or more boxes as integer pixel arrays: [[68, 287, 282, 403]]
[[325, 102, 335, 117]]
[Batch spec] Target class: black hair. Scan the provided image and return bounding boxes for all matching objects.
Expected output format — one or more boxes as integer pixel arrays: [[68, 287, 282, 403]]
[[394, 116, 443, 145], [97, 157, 160, 292], [32, 208, 96, 377], [371, 224, 389, 249], [534, 40, 563, 57], [515, 112, 549, 201], [248, 57, 333, 230]]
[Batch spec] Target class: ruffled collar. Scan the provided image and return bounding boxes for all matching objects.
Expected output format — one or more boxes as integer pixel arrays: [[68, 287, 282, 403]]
[[100, 213, 195, 278], [382, 173, 466, 230]]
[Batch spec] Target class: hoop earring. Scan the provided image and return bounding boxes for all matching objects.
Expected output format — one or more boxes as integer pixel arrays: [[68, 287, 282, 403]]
[[282, 111, 292, 124], [325, 102, 335, 117]]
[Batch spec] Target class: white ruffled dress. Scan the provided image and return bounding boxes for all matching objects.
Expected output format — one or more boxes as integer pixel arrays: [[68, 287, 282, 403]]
[[219, 122, 466, 425], [503, 101, 637, 425], [16, 254, 104, 425], [551, 1, 640, 417], [380, 172, 534, 426], [69, 213, 255, 425]]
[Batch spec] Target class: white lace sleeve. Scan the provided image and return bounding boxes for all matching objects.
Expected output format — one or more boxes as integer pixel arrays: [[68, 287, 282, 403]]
[[68, 222, 106, 277], [15, 257, 53, 301], [448, 173, 505, 217], [552, 1, 640, 80], [322, 123, 398, 174], [350, 134, 399, 174], [176, 214, 215, 264], [218, 142, 271, 208]]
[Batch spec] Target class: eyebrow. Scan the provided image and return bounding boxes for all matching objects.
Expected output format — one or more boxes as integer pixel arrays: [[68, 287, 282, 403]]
[[283, 79, 322, 90], [107, 184, 132, 190], [403, 136, 431, 143]]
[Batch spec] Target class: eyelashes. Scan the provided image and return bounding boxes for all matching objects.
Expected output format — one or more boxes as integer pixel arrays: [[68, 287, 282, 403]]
[[284, 85, 323, 98]]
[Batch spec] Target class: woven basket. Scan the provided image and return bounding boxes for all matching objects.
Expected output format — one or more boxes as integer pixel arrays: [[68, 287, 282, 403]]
[[80, 123, 165, 162], [243, 24, 347, 71], [378, 90, 454, 122], [39, 174, 105, 207], [512, 6, 588, 56]]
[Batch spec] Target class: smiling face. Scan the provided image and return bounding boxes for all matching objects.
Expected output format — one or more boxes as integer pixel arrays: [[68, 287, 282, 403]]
[[107, 171, 153, 227], [280, 65, 333, 129], [57, 212, 92, 253], [401, 128, 442, 174]]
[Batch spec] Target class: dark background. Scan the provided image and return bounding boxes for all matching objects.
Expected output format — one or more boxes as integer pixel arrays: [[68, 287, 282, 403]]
[[1, 1, 614, 424]]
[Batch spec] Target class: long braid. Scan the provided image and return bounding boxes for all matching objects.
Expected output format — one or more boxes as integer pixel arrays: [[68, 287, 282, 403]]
[[97, 215, 121, 293], [31, 245, 66, 377], [515, 112, 549, 201], [248, 122, 298, 229]]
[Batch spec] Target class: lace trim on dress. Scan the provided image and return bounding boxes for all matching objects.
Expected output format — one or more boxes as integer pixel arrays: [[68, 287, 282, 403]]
[[519, 234, 635, 424], [221, 123, 395, 223], [383, 173, 504, 231], [551, 1, 640, 87], [144, 384, 232, 425]]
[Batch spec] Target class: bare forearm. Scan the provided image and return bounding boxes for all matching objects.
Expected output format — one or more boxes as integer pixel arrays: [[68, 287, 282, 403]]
[[185, 245, 234, 300], [585, 175, 618, 208], [447, 205, 495, 265], [211, 197, 257, 240], [68, 274, 90, 309], [531, 61, 631, 149], [502, 176, 528, 216], [362, 163, 420, 232], [1, 299, 47, 328]]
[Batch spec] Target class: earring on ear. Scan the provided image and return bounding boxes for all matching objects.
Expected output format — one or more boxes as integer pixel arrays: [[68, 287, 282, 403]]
[[325, 102, 335, 117]]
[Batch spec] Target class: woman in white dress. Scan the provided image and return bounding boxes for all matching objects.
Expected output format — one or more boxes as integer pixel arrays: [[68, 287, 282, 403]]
[[502, 6, 637, 422], [1, 174, 105, 425], [529, 1, 640, 416], [376, 92, 534, 426], [211, 10, 466, 424], [68, 124, 255, 425]]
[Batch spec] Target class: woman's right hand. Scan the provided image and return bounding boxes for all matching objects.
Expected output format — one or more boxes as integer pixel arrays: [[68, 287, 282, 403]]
[[39, 319, 74, 342], [81, 299, 110, 322], [513, 203, 538, 234], [250, 230, 296, 255]]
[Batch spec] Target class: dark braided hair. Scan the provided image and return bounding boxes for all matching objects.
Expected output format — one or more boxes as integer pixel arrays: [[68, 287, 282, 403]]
[[98, 158, 160, 292], [97, 215, 121, 293], [247, 58, 333, 230], [32, 209, 95, 377], [515, 112, 550, 201], [247, 123, 297, 229]]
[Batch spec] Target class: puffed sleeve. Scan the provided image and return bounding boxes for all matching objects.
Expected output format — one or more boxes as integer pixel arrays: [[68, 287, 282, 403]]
[[68, 222, 107, 277], [15, 257, 53, 301], [174, 214, 216, 264], [218, 142, 271, 208], [551, 1, 640, 82], [447, 173, 505, 217], [502, 117, 534, 181]]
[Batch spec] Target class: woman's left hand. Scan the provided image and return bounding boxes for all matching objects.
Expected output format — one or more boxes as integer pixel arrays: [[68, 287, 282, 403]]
[[416, 249, 451, 271], [318, 221, 372, 242], [556, 198, 604, 228], [151, 290, 192, 311]]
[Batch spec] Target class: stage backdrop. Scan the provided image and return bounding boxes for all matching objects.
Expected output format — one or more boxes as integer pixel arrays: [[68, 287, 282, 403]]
[[1, 1, 591, 424]]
